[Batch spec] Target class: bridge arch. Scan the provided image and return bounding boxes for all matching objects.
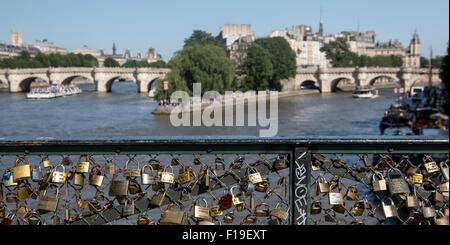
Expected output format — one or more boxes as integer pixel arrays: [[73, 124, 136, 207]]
[[330, 77, 356, 92], [61, 75, 94, 85], [299, 80, 320, 90], [18, 76, 50, 92], [368, 75, 401, 89], [103, 75, 137, 93]]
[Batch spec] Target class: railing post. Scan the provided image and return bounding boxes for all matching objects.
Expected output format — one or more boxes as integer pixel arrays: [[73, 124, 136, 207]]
[[291, 147, 311, 225]]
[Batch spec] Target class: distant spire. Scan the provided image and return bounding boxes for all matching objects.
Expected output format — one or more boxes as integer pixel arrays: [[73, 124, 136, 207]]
[[412, 29, 420, 44], [318, 8, 324, 36], [112, 42, 117, 55]]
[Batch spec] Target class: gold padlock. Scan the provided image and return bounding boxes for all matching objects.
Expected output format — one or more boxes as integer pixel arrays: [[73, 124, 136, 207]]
[[269, 202, 289, 221], [75, 155, 90, 173], [329, 192, 344, 206], [51, 165, 66, 184], [123, 158, 141, 177], [440, 181, 449, 192], [254, 203, 270, 217], [194, 198, 210, 220], [13, 157, 32, 182], [88, 165, 104, 187], [350, 200, 365, 216], [423, 156, 440, 176], [422, 202, 436, 219], [310, 200, 322, 215], [247, 167, 263, 184], [42, 156, 52, 168], [108, 171, 129, 197], [150, 189, 166, 207], [104, 159, 115, 175], [17, 182, 32, 201], [160, 165, 175, 184], [345, 185, 359, 201], [372, 171, 387, 192], [178, 165, 191, 185], [73, 173, 85, 186], [317, 175, 330, 193], [160, 203, 185, 225], [409, 170, 423, 185]]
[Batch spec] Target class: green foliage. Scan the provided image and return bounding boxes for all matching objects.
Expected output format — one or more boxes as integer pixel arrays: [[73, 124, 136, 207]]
[[321, 38, 403, 67], [0, 51, 98, 68], [121, 60, 167, 68], [154, 43, 235, 100], [184, 30, 222, 48], [439, 44, 449, 89], [421, 56, 444, 68], [104, 57, 120, 67], [242, 43, 273, 91], [254, 37, 296, 90]]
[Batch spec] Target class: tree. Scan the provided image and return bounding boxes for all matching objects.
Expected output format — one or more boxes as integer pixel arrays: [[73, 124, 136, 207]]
[[184, 30, 222, 48], [440, 44, 449, 89], [242, 43, 273, 91], [104, 57, 120, 67], [154, 44, 235, 99], [254, 37, 296, 90]]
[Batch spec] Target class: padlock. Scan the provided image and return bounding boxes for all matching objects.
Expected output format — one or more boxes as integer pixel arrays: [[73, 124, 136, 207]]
[[180, 188, 191, 202], [422, 202, 436, 219], [160, 203, 185, 225], [178, 165, 191, 185], [198, 217, 216, 225], [423, 156, 440, 176], [219, 188, 233, 211], [94, 189, 105, 202], [310, 200, 322, 215], [194, 198, 210, 220], [350, 200, 366, 216], [241, 214, 257, 224], [440, 180, 449, 193], [42, 156, 52, 168], [230, 186, 245, 206], [15, 202, 29, 216], [236, 203, 246, 212], [137, 215, 151, 225], [3, 169, 17, 187], [240, 179, 255, 196], [73, 173, 85, 186], [210, 199, 223, 217], [329, 192, 344, 206], [387, 168, 410, 196], [150, 189, 166, 207], [170, 156, 181, 166], [440, 160, 449, 181], [25, 210, 41, 225], [38, 187, 60, 213], [123, 158, 141, 178], [434, 211, 449, 225], [223, 212, 234, 224], [0, 213, 16, 225], [273, 155, 287, 170], [31, 166, 42, 182], [332, 202, 346, 214], [317, 175, 330, 193], [214, 157, 226, 177], [254, 179, 269, 192], [254, 203, 270, 217], [17, 182, 32, 201], [246, 167, 263, 184], [0, 201, 6, 218], [193, 156, 203, 166], [122, 198, 135, 217], [230, 156, 245, 169], [88, 165, 105, 187], [324, 210, 338, 223], [381, 197, 398, 219], [75, 155, 90, 173], [269, 202, 289, 221], [328, 175, 342, 191], [109, 171, 129, 197], [408, 169, 423, 185], [311, 157, 322, 171], [13, 157, 32, 182], [128, 179, 142, 195], [346, 185, 359, 201], [141, 163, 156, 185], [61, 155, 72, 166], [433, 191, 444, 204], [160, 165, 175, 184], [406, 190, 421, 208], [104, 159, 115, 175], [51, 164, 66, 184], [74, 190, 83, 211]]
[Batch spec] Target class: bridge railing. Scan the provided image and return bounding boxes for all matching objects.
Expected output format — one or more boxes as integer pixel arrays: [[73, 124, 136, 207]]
[[0, 137, 448, 225]]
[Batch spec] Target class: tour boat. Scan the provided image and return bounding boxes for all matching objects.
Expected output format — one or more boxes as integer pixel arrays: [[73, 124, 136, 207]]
[[352, 86, 378, 99], [26, 84, 82, 99]]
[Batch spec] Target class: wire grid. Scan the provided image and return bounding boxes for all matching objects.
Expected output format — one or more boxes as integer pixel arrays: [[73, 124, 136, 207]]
[[0, 153, 290, 225], [309, 153, 449, 225]]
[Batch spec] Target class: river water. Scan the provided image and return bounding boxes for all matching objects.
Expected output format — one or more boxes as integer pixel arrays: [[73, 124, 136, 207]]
[[0, 82, 403, 138]]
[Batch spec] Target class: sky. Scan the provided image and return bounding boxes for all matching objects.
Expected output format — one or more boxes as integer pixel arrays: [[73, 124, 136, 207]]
[[0, 0, 448, 61]]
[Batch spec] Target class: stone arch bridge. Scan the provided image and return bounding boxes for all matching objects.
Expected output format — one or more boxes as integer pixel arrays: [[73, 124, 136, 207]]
[[0, 67, 170, 93], [283, 67, 442, 92]]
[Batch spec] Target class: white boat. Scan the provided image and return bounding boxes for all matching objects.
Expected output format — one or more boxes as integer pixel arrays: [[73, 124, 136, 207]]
[[26, 84, 82, 99], [352, 86, 378, 99]]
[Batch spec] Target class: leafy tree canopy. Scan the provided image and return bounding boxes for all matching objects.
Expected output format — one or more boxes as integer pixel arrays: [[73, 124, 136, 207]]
[[242, 43, 273, 91]]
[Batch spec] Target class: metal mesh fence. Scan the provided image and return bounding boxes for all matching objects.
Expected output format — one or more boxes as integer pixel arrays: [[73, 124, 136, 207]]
[[0, 153, 290, 225], [309, 153, 449, 225]]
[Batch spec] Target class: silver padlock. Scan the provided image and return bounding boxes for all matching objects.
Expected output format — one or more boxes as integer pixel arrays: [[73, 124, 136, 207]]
[[32, 166, 42, 182]]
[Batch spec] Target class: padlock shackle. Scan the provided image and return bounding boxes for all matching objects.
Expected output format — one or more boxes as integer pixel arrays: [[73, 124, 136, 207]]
[[14, 156, 30, 167], [125, 158, 140, 169], [89, 165, 104, 176], [141, 164, 155, 175], [77, 155, 90, 163], [274, 202, 290, 211], [163, 165, 174, 173], [194, 197, 208, 208], [53, 164, 65, 173]]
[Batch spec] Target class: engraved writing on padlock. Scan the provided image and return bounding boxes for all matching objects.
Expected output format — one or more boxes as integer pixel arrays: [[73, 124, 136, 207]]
[[123, 158, 141, 177], [109, 172, 129, 197], [141, 163, 156, 185], [160, 165, 175, 184], [247, 167, 263, 184], [51, 165, 66, 184], [269, 202, 289, 221], [387, 168, 410, 195], [75, 155, 90, 173]]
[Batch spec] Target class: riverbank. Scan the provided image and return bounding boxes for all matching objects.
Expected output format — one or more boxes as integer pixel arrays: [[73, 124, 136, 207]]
[[152, 89, 319, 115]]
